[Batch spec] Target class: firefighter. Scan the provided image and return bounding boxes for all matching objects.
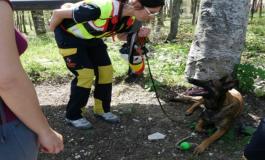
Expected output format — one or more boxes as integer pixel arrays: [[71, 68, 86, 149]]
[[47, 0, 164, 130]]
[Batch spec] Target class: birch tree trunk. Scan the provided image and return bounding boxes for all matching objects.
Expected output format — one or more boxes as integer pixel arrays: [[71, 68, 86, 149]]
[[185, 0, 251, 80], [166, 0, 182, 41]]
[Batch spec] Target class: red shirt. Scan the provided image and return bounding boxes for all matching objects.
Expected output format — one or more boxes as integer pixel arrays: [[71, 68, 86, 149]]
[[0, 0, 28, 124]]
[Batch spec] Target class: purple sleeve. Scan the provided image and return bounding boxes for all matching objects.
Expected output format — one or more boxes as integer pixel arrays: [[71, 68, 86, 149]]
[[14, 27, 28, 56]]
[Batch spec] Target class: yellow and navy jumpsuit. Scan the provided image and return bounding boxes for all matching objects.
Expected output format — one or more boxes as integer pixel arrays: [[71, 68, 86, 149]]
[[54, 0, 135, 120]]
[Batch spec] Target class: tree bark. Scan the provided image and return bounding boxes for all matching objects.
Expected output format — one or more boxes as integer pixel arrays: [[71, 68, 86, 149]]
[[166, 0, 182, 41], [131, 19, 142, 32], [31, 10, 46, 35], [22, 11, 27, 34], [185, 0, 251, 80], [19, 12, 23, 32], [157, 9, 165, 32], [169, 0, 173, 18], [192, 0, 198, 25], [259, 0, 263, 17], [191, 0, 194, 14], [251, 0, 256, 20], [28, 11, 33, 30]]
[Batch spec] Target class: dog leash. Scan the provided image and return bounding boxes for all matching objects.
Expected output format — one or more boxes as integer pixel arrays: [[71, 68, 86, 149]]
[[136, 32, 203, 124]]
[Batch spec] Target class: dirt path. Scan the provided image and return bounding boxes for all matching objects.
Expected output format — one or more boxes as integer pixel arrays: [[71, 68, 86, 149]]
[[35, 80, 265, 160]]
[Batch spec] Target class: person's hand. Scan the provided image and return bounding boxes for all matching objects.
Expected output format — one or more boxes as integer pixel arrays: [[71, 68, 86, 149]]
[[46, 21, 54, 32], [38, 128, 64, 154], [137, 26, 151, 37]]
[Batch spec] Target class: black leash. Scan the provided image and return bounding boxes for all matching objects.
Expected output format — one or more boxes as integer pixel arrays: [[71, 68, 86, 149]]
[[136, 33, 203, 124]]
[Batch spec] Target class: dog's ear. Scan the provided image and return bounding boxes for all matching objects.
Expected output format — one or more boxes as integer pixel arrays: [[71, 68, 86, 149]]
[[222, 80, 239, 90], [219, 75, 228, 83]]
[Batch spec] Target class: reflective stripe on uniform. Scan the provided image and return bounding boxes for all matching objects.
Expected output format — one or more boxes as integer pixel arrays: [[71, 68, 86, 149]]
[[94, 98, 105, 114], [81, 106, 86, 117], [59, 48, 77, 57], [69, 26, 87, 39], [76, 68, 94, 88], [98, 65, 113, 84], [113, 0, 120, 17]]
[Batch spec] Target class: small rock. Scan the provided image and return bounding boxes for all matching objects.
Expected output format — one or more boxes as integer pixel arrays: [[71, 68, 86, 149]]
[[75, 155, 81, 159], [252, 123, 258, 128], [191, 133, 196, 136], [133, 119, 140, 122], [148, 132, 166, 140], [84, 152, 88, 156], [148, 117, 152, 121], [209, 153, 213, 156], [120, 126, 124, 129], [172, 153, 177, 157], [139, 128, 142, 131], [113, 110, 119, 112]]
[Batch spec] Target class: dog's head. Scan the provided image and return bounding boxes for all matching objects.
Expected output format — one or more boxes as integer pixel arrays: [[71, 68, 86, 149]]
[[185, 76, 239, 98]]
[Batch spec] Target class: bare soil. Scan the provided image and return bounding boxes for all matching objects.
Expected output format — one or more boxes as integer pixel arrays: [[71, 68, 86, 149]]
[[35, 77, 265, 160]]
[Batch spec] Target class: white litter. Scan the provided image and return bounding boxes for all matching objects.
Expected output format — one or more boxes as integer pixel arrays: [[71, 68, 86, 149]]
[[148, 132, 166, 140]]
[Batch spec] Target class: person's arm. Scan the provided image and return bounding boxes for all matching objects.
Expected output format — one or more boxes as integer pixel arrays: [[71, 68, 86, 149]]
[[47, 4, 101, 32], [47, 8, 73, 32], [0, 1, 63, 154], [117, 26, 151, 41]]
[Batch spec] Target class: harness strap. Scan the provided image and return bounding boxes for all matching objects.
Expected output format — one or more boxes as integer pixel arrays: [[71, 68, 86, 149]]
[[0, 97, 6, 145]]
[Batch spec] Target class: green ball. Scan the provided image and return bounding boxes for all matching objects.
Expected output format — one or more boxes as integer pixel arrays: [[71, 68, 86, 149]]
[[180, 142, 190, 150]]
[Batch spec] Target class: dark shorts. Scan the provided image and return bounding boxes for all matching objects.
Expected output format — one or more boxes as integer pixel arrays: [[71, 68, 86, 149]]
[[0, 119, 39, 160], [244, 117, 265, 160]]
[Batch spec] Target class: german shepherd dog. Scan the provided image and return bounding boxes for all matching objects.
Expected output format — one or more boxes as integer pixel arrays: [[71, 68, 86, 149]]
[[184, 76, 245, 154]]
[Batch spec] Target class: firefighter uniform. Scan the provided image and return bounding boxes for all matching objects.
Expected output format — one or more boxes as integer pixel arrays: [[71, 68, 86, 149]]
[[55, 0, 135, 120]]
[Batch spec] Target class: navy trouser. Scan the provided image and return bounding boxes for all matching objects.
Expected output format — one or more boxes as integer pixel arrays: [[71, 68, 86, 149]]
[[0, 119, 39, 160], [244, 117, 265, 160], [55, 27, 114, 120]]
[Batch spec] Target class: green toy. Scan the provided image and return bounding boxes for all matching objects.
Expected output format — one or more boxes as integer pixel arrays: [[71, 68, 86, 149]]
[[180, 142, 190, 150]]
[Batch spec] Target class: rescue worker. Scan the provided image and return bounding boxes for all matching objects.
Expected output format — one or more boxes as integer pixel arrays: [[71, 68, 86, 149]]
[[47, 0, 164, 130]]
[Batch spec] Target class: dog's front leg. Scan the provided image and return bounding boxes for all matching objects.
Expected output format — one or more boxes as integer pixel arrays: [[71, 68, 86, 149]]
[[195, 119, 209, 133], [186, 98, 204, 116], [194, 126, 228, 154]]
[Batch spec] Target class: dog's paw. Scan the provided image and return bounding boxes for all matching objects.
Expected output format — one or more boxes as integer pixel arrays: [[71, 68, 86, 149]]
[[193, 145, 206, 155], [185, 110, 193, 117]]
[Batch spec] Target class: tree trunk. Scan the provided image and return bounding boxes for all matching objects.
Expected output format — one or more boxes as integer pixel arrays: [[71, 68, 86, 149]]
[[28, 11, 33, 30], [169, 0, 173, 18], [185, 0, 251, 80], [157, 9, 165, 32], [251, 0, 256, 20], [31, 10, 46, 36], [259, 0, 263, 17], [131, 19, 142, 32], [19, 12, 23, 32], [191, 0, 194, 14], [192, 0, 198, 25], [22, 11, 27, 34], [163, 2, 167, 18], [166, 0, 182, 41], [151, 17, 156, 31]]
